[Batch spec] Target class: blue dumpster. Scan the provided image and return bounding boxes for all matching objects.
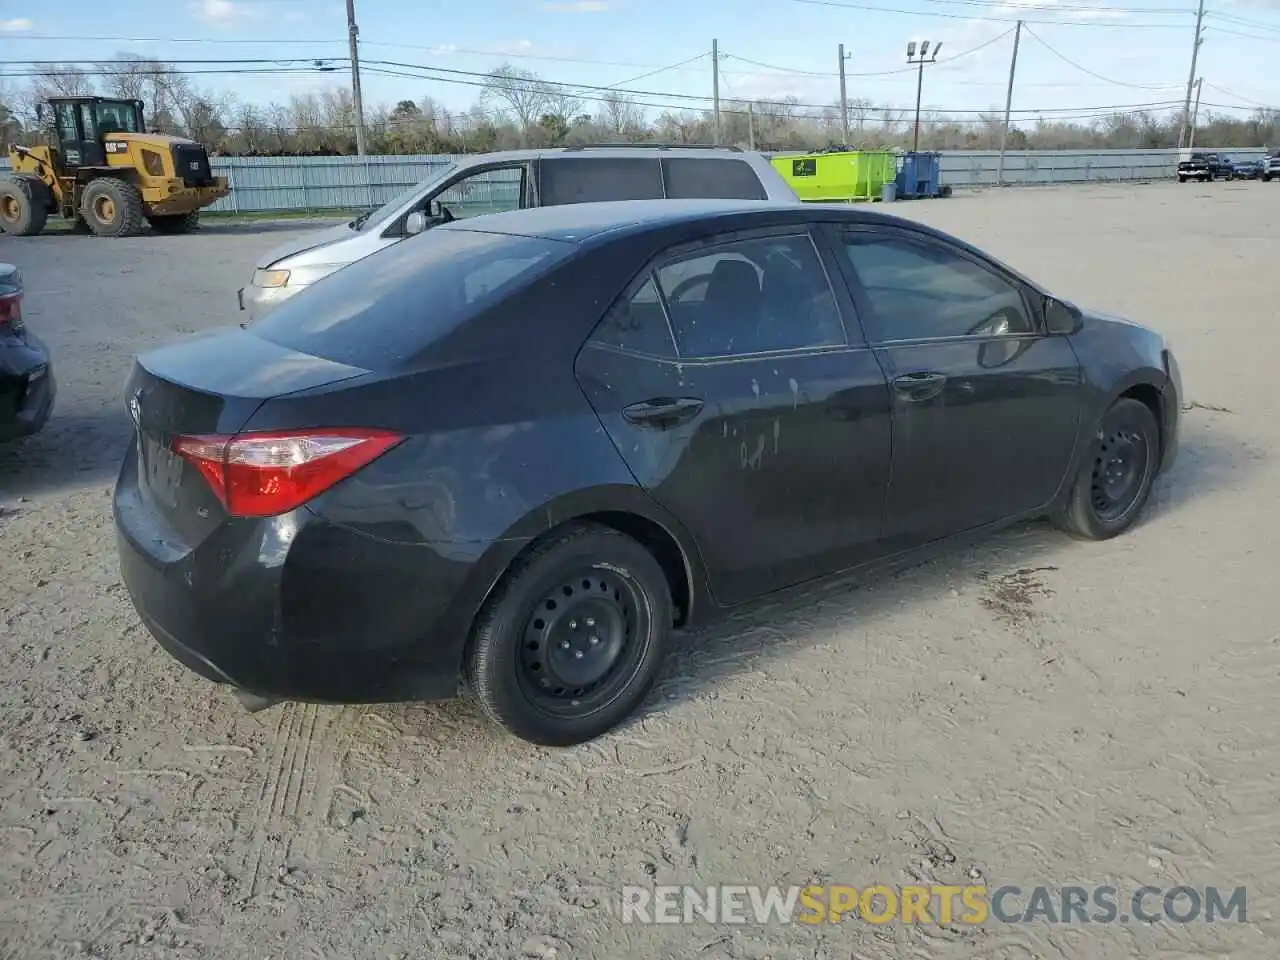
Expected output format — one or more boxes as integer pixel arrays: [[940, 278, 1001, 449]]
[[895, 151, 951, 199]]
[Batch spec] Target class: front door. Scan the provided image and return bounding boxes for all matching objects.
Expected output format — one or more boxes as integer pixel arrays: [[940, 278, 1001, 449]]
[[832, 224, 1082, 550], [575, 227, 893, 605]]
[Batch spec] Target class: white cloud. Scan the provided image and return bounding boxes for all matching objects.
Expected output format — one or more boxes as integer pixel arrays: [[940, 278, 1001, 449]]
[[541, 0, 611, 10], [189, 0, 262, 26], [0, 17, 33, 31]]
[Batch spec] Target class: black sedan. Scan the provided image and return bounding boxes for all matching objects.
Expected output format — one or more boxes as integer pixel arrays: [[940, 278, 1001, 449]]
[[0, 263, 55, 442], [114, 199, 1181, 746]]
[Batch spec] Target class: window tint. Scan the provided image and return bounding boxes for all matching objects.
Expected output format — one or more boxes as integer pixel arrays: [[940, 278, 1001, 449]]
[[249, 228, 574, 371], [539, 157, 663, 205], [589, 276, 677, 357], [654, 234, 845, 358], [660, 158, 768, 200], [841, 232, 1032, 342], [434, 166, 523, 219]]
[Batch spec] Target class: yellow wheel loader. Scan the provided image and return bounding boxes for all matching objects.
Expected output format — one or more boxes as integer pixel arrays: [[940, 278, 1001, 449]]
[[0, 97, 230, 238]]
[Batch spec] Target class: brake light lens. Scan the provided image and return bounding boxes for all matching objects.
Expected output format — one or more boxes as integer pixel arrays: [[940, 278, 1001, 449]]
[[0, 290, 23, 336], [173, 428, 404, 518]]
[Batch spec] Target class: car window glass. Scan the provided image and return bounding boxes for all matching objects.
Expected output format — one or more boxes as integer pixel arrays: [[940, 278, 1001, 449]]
[[249, 228, 575, 371], [55, 103, 77, 142], [78, 104, 97, 139], [433, 166, 523, 219], [589, 276, 676, 357], [96, 102, 140, 134], [841, 232, 1032, 342], [660, 158, 768, 200], [540, 157, 663, 205], [654, 234, 845, 359]]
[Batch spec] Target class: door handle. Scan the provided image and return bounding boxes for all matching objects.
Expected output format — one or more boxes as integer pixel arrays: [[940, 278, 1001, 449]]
[[891, 371, 947, 401], [622, 397, 704, 428]]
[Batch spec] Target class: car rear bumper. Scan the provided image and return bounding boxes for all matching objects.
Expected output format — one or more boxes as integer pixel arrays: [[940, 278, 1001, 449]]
[[0, 334, 56, 442], [113, 446, 507, 704]]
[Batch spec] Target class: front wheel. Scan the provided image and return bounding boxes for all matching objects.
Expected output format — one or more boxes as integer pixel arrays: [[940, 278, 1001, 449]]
[[148, 211, 200, 234], [466, 524, 673, 746], [81, 178, 145, 237], [1052, 398, 1160, 541], [1177, 175, 1187, 183]]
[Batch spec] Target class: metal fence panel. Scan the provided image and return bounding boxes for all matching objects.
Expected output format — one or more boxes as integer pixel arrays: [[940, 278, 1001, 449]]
[[1, 148, 1270, 214]]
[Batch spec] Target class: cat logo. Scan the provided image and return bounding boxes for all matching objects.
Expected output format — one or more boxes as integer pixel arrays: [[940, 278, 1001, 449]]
[[189, 161, 200, 171]]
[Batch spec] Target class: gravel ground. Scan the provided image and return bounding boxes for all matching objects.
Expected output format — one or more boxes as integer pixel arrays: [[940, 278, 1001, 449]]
[[1, 183, 1276, 959]]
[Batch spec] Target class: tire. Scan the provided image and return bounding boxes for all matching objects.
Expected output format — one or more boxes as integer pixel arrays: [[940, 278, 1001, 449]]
[[80, 177, 145, 237], [1052, 398, 1160, 541], [148, 211, 200, 234], [0, 177, 49, 236], [1265, 174, 1273, 182], [1177, 175, 1187, 183], [466, 523, 673, 746]]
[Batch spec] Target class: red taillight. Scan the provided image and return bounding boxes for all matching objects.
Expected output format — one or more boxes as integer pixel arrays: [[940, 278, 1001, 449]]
[[173, 428, 404, 518], [0, 291, 23, 335]]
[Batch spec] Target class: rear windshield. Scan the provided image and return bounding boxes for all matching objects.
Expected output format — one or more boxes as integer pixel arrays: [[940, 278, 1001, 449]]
[[249, 227, 576, 370]]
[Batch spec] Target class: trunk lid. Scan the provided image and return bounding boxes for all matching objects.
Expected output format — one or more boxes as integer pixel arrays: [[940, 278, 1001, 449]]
[[126, 326, 371, 542]]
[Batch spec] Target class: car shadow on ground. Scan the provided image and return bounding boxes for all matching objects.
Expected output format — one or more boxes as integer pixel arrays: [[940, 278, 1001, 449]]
[[373, 412, 1254, 745], [0, 409, 133, 500]]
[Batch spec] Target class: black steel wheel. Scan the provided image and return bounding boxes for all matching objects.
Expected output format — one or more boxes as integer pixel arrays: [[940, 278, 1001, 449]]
[[1053, 398, 1160, 540], [467, 523, 673, 746]]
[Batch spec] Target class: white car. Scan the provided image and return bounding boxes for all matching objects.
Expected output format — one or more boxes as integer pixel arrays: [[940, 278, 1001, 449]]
[[238, 146, 800, 320], [1264, 151, 1280, 182]]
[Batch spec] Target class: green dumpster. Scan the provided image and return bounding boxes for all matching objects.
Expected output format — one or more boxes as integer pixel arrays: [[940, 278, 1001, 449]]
[[771, 150, 897, 202]]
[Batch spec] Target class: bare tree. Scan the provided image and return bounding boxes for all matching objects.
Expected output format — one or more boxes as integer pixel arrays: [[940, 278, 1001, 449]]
[[597, 91, 645, 139], [481, 63, 554, 144]]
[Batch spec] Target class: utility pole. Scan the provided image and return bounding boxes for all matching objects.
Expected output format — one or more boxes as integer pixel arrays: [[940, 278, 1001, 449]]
[[1177, 0, 1205, 149], [712, 39, 721, 146], [1189, 76, 1204, 148], [838, 44, 850, 146], [906, 41, 940, 154], [996, 20, 1023, 186], [747, 102, 756, 150], [345, 0, 367, 155]]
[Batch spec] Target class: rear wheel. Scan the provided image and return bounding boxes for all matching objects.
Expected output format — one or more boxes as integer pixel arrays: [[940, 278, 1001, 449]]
[[0, 177, 49, 236], [1052, 398, 1160, 541], [81, 178, 145, 238], [466, 523, 673, 746], [148, 211, 200, 234]]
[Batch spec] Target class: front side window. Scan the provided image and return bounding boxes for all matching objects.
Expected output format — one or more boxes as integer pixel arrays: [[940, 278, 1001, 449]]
[[653, 234, 845, 359], [841, 232, 1032, 342], [432, 166, 524, 220]]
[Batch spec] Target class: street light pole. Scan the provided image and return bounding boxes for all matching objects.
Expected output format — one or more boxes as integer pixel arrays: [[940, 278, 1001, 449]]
[[906, 40, 940, 154]]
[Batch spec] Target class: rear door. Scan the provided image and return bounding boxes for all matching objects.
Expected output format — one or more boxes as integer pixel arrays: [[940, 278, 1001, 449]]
[[830, 224, 1081, 551], [575, 224, 893, 605]]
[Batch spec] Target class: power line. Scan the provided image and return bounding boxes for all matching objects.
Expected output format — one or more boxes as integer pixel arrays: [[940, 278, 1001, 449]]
[[1022, 25, 1177, 90], [612, 53, 709, 88], [724, 27, 1015, 78], [783, 0, 1189, 28]]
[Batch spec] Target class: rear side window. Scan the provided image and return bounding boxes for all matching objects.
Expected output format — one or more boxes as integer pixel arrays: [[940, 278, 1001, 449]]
[[539, 157, 663, 205], [249, 228, 575, 370], [660, 158, 768, 200]]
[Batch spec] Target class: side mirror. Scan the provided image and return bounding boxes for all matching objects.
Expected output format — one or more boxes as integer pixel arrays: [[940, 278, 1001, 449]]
[[1044, 296, 1083, 335], [404, 211, 428, 236]]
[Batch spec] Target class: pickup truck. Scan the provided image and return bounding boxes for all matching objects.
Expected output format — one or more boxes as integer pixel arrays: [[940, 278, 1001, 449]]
[[1177, 152, 1232, 182], [1263, 151, 1280, 182]]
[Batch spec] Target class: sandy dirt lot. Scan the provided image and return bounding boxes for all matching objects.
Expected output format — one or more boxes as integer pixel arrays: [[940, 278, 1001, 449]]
[[1, 182, 1276, 959]]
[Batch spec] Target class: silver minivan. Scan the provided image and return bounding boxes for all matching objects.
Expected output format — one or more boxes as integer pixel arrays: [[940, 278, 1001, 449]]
[[238, 145, 800, 319]]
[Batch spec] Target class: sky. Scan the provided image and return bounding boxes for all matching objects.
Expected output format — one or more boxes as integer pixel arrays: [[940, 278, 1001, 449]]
[[2, 0, 1279, 128]]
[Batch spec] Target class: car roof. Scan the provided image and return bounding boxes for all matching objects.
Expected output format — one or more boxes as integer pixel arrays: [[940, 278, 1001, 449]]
[[452, 145, 768, 166], [437, 198, 910, 245]]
